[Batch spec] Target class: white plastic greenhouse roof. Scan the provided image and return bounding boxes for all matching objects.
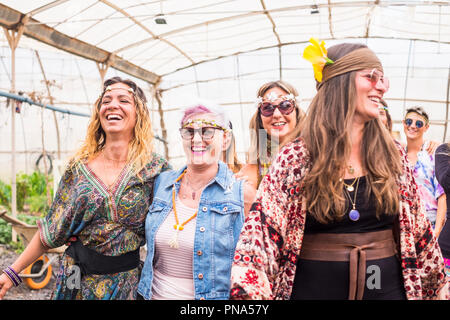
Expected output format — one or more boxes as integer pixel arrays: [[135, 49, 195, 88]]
[[1, 0, 449, 80], [0, 0, 450, 174]]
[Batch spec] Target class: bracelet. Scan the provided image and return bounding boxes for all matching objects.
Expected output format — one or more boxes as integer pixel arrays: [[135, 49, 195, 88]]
[[2, 266, 22, 287]]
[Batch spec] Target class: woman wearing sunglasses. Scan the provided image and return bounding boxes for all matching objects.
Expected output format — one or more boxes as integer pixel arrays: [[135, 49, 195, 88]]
[[403, 107, 446, 232], [230, 40, 448, 300], [235, 80, 305, 188], [137, 102, 255, 300]]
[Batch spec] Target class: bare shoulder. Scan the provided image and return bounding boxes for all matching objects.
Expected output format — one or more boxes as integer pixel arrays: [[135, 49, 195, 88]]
[[235, 163, 258, 189]]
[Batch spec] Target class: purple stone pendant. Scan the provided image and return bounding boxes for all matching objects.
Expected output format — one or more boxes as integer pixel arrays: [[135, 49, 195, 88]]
[[349, 209, 360, 221]]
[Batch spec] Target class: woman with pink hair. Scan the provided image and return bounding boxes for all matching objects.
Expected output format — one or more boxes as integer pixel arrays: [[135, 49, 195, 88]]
[[137, 101, 255, 300]]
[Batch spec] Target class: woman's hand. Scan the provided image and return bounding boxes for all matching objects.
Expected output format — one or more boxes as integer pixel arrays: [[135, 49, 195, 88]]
[[426, 140, 439, 155], [0, 273, 14, 300]]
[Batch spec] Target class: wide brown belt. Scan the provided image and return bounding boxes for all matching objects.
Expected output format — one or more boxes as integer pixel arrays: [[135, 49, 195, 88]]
[[300, 229, 397, 300]]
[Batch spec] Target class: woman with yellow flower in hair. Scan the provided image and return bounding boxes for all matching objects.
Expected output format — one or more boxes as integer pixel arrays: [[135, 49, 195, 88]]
[[0, 77, 170, 300], [230, 40, 448, 300]]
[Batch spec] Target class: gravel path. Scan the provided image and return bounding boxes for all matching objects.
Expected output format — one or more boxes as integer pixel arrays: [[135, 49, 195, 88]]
[[0, 244, 58, 300]]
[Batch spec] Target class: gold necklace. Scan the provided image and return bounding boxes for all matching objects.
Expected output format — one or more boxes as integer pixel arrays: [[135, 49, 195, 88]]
[[347, 164, 355, 175], [168, 170, 198, 249], [344, 177, 361, 222], [343, 177, 358, 192]]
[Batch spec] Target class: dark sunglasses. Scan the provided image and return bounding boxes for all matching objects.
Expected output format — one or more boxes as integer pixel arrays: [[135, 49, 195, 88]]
[[259, 100, 295, 117], [179, 127, 221, 140], [404, 118, 425, 128]]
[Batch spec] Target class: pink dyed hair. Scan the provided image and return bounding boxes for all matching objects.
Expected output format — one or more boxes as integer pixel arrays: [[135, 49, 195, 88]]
[[180, 103, 230, 129]]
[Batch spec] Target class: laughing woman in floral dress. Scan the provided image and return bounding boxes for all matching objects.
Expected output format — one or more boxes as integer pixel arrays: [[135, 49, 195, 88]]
[[0, 77, 169, 300]]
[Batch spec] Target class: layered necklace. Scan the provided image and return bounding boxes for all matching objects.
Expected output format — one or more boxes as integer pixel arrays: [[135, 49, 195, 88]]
[[342, 164, 361, 222], [344, 176, 361, 222]]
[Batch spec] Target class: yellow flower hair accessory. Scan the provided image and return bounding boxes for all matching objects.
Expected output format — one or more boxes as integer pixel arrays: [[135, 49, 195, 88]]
[[302, 38, 334, 82]]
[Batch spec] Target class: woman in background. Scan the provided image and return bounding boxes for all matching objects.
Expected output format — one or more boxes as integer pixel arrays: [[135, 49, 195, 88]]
[[235, 80, 305, 188]]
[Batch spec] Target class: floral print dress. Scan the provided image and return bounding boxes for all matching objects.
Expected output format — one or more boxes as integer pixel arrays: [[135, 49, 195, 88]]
[[37, 153, 169, 300]]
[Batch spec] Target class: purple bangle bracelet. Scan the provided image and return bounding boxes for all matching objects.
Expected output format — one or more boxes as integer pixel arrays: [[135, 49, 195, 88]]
[[2, 266, 22, 287]]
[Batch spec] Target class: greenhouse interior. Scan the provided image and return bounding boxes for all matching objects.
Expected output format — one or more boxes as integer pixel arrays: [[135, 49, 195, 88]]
[[0, 0, 448, 301]]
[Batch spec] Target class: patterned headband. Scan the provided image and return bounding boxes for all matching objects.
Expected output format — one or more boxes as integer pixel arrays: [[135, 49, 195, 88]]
[[104, 85, 135, 94], [98, 85, 140, 108], [255, 93, 297, 106], [181, 119, 230, 132], [303, 38, 382, 88]]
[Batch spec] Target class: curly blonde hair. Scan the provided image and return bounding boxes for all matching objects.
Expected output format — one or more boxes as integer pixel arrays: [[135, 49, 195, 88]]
[[70, 77, 154, 177]]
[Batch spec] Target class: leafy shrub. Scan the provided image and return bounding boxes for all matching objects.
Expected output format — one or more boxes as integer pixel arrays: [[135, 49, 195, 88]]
[[0, 171, 53, 214], [0, 180, 11, 209]]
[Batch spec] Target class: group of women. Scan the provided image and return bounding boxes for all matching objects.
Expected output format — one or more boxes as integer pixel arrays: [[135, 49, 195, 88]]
[[0, 39, 448, 300]]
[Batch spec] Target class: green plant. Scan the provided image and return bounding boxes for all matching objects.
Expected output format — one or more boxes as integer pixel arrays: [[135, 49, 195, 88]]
[[0, 171, 53, 214], [0, 218, 11, 244], [26, 195, 50, 215], [0, 180, 11, 209]]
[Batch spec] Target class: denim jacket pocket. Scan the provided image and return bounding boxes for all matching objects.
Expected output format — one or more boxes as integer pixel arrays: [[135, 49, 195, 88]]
[[209, 203, 242, 235]]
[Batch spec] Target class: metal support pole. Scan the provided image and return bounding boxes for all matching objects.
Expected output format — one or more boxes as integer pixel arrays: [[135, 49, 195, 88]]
[[34, 50, 57, 206], [97, 54, 114, 88], [3, 15, 28, 241], [443, 65, 450, 142], [153, 80, 169, 160], [402, 40, 413, 114]]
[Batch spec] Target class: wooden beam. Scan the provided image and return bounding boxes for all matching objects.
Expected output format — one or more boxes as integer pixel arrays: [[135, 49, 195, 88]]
[[0, 3, 160, 84]]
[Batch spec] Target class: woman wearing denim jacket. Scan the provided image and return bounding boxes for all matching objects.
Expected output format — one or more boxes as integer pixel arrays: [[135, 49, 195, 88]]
[[138, 102, 256, 300]]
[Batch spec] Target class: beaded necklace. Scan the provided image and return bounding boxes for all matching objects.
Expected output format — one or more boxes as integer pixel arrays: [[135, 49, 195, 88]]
[[168, 169, 198, 249]]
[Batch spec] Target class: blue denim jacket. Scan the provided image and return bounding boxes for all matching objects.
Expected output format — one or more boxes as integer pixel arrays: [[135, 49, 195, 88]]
[[138, 161, 245, 300]]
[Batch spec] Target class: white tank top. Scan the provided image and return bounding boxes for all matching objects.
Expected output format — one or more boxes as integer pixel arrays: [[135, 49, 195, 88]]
[[152, 196, 197, 300]]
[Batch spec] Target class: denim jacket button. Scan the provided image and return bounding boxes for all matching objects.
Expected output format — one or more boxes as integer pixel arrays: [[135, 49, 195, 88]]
[[223, 206, 228, 212], [202, 206, 207, 212], [197, 250, 203, 256], [198, 273, 204, 279], [199, 227, 205, 232]]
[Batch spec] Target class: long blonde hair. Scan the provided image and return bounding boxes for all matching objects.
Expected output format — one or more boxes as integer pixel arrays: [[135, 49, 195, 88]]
[[247, 80, 305, 184], [298, 43, 402, 223], [223, 121, 242, 173], [70, 77, 154, 177]]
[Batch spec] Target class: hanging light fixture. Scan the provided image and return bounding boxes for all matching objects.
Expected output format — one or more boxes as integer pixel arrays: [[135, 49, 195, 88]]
[[155, 0, 167, 24]]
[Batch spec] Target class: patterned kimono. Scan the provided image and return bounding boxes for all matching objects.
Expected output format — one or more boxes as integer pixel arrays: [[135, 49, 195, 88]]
[[37, 153, 169, 300], [230, 138, 448, 300]]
